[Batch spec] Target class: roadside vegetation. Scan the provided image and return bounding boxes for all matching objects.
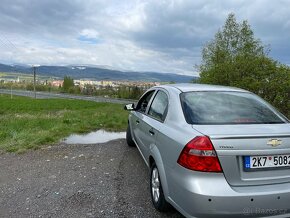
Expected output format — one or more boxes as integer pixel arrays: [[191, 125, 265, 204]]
[[0, 94, 128, 153], [0, 76, 145, 100], [198, 13, 290, 118]]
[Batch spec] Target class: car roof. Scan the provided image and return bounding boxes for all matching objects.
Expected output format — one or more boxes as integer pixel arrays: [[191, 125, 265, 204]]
[[157, 83, 249, 93]]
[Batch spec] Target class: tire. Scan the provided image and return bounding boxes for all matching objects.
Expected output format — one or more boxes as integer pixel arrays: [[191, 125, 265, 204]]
[[126, 124, 136, 147], [150, 163, 171, 212]]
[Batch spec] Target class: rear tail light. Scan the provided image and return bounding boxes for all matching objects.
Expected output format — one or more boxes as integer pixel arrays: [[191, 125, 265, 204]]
[[177, 136, 222, 172]]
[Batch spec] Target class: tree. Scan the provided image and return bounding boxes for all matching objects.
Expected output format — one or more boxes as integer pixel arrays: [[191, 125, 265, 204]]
[[199, 13, 290, 118], [63, 76, 74, 92], [130, 86, 143, 99]]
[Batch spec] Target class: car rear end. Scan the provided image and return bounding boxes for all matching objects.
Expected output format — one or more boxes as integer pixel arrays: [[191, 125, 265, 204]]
[[170, 89, 290, 217]]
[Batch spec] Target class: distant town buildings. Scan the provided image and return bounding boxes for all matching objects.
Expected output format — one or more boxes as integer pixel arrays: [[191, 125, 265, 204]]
[[0, 76, 160, 89], [50, 80, 63, 87], [73, 79, 160, 89]]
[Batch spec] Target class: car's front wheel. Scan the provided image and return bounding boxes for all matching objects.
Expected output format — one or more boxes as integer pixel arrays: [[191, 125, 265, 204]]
[[150, 163, 170, 212]]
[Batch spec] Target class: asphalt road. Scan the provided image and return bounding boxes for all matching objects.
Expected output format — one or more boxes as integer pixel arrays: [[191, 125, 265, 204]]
[[0, 139, 183, 218], [0, 89, 133, 104]]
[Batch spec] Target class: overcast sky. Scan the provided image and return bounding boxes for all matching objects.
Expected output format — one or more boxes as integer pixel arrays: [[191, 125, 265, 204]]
[[0, 0, 289, 76]]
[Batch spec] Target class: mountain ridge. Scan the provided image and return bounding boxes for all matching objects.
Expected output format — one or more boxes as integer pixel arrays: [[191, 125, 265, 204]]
[[0, 63, 197, 83]]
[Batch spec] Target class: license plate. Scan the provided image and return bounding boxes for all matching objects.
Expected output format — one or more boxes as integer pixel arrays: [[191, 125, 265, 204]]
[[244, 155, 290, 169]]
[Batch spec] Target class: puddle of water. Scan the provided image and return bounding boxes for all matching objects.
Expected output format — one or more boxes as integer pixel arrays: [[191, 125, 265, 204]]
[[64, 129, 126, 144]]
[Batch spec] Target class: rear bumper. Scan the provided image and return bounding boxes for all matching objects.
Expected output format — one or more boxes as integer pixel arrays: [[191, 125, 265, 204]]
[[168, 167, 290, 218]]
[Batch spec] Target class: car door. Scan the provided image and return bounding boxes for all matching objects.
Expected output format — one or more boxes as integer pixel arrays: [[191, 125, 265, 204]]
[[143, 90, 169, 162], [130, 90, 156, 160]]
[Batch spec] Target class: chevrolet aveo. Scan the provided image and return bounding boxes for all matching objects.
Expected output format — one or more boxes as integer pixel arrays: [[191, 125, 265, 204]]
[[124, 84, 290, 218]]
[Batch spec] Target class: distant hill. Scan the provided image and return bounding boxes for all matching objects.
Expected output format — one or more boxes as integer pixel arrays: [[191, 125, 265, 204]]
[[0, 63, 197, 83]]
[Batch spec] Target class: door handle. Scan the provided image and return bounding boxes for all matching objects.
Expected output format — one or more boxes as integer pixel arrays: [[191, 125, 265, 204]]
[[136, 120, 140, 124], [149, 129, 155, 135]]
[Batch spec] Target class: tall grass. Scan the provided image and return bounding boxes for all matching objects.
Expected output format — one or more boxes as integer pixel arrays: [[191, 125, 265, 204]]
[[0, 94, 128, 152]]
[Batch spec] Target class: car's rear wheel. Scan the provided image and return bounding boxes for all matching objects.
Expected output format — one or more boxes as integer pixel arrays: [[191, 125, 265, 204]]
[[150, 163, 170, 212], [126, 124, 136, 147]]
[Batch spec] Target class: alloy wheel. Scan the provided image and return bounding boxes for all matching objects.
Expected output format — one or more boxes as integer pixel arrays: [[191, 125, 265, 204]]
[[151, 167, 160, 203]]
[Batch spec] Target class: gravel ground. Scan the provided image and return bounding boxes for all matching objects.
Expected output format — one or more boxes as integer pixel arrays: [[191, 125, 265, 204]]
[[0, 139, 183, 218]]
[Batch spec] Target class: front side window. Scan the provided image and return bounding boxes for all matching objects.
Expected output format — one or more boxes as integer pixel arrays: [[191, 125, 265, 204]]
[[136, 90, 155, 113], [180, 91, 287, 125], [148, 91, 168, 121]]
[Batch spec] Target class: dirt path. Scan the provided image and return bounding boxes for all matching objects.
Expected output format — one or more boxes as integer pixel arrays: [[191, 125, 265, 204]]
[[0, 139, 182, 218]]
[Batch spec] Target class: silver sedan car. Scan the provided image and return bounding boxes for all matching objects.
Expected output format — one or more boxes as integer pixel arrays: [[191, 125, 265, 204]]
[[124, 83, 290, 218]]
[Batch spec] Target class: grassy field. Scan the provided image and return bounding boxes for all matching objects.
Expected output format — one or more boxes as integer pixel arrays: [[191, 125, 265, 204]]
[[0, 94, 129, 153], [0, 71, 56, 80]]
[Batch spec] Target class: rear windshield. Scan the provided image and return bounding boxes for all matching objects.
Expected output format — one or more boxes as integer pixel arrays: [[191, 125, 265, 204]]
[[180, 91, 287, 125]]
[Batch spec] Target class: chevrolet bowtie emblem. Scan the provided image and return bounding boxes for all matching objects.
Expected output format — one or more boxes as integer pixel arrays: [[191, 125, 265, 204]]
[[267, 139, 282, 147]]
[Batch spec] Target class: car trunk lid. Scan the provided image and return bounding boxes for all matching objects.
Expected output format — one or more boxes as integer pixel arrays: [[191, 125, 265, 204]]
[[192, 124, 290, 186]]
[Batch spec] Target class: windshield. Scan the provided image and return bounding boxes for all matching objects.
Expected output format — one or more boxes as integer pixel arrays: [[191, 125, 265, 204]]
[[180, 91, 287, 125]]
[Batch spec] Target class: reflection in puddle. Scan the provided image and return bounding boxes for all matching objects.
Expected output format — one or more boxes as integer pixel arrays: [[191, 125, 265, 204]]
[[64, 129, 126, 144]]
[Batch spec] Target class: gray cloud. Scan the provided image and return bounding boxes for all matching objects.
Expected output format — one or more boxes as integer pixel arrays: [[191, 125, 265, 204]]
[[0, 0, 289, 75], [131, 1, 222, 49], [0, 0, 86, 36], [126, 1, 290, 63]]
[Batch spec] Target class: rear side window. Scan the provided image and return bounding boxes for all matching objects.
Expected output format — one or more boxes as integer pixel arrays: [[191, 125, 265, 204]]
[[148, 91, 168, 122], [180, 91, 287, 125]]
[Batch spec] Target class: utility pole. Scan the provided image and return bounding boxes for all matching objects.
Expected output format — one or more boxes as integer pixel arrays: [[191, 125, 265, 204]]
[[33, 66, 36, 98], [32, 65, 41, 98], [10, 84, 12, 99]]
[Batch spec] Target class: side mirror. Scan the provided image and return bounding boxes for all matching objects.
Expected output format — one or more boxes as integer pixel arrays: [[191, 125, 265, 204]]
[[124, 103, 135, 111]]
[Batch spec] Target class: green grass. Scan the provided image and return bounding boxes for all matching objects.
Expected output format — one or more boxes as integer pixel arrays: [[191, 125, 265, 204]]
[[0, 94, 129, 152]]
